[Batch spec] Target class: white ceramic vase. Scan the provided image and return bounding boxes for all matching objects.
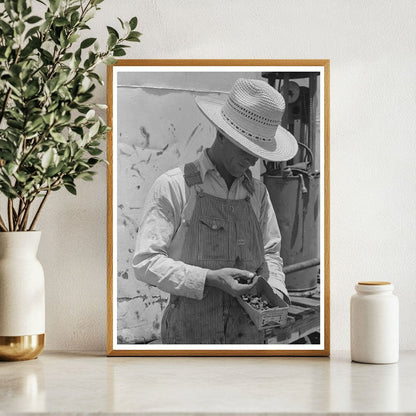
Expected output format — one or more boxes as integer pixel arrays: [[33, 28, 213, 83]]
[[0, 231, 45, 361]]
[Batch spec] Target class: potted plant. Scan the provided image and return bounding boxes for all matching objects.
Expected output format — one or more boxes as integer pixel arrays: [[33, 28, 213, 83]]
[[0, 0, 140, 360]]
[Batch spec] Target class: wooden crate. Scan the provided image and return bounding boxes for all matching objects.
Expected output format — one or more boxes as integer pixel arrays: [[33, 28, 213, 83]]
[[238, 277, 289, 329]]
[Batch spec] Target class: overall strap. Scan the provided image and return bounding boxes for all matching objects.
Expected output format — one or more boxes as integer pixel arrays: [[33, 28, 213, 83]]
[[184, 162, 203, 187]]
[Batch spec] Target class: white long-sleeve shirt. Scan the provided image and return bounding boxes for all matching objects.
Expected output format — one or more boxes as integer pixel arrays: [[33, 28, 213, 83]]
[[132, 150, 289, 302]]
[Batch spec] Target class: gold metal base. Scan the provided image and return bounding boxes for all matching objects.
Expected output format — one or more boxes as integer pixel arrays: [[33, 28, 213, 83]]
[[0, 334, 45, 361]]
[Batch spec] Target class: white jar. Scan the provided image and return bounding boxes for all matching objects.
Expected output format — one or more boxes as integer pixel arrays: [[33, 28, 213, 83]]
[[350, 281, 399, 364]]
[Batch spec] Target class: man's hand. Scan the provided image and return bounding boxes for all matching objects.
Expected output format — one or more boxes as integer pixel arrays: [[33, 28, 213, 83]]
[[205, 268, 259, 297]]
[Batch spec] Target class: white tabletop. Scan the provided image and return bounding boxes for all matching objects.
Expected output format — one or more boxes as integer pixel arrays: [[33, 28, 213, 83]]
[[0, 350, 415, 415]]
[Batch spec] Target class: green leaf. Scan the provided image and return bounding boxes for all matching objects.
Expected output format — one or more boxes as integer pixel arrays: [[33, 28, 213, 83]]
[[48, 76, 60, 92], [26, 15, 42, 24], [17, 0, 27, 14], [64, 183, 77, 195], [42, 112, 55, 125], [21, 37, 41, 56], [5, 162, 18, 176], [70, 11, 80, 26], [106, 26, 119, 39], [0, 141, 14, 152], [88, 72, 103, 85], [45, 165, 62, 177], [107, 33, 117, 49], [68, 33, 80, 44], [86, 109, 95, 120], [117, 17, 125, 29], [88, 120, 100, 138], [113, 47, 126, 57], [76, 93, 93, 104], [103, 56, 117, 65], [49, 0, 60, 13], [24, 25, 40, 39], [78, 171, 95, 181], [14, 171, 28, 183], [129, 16, 138, 30], [50, 131, 67, 143], [63, 147, 70, 160], [126, 31, 141, 42], [71, 126, 84, 136], [25, 117, 44, 133], [87, 147, 102, 156], [24, 83, 39, 98], [16, 21, 25, 35], [59, 29, 67, 47], [83, 9, 95, 22], [4, 1, 16, 19], [23, 6, 32, 17], [80, 37, 96, 49], [7, 119, 24, 129], [76, 160, 90, 169], [61, 52, 72, 61], [0, 183, 18, 198], [54, 17, 69, 27], [57, 85, 72, 100], [41, 148, 54, 169], [40, 49, 54, 64], [0, 20, 13, 35], [87, 158, 100, 166]]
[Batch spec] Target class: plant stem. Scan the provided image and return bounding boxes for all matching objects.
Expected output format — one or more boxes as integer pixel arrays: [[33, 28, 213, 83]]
[[0, 214, 8, 231], [0, 88, 12, 126], [20, 200, 33, 231], [15, 199, 28, 231], [7, 199, 14, 231], [29, 190, 50, 231], [14, 199, 23, 230]]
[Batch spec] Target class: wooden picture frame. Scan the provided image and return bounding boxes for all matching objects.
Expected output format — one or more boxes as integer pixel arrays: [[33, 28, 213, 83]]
[[107, 60, 330, 356]]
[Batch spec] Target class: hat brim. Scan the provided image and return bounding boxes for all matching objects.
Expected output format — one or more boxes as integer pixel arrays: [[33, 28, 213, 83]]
[[195, 96, 298, 162]]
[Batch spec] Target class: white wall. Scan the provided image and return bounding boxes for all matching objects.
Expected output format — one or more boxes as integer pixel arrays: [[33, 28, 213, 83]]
[[38, 0, 416, 351]]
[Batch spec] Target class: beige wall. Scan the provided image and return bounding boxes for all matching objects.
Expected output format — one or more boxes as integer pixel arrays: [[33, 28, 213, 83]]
[[37, 0, 416, 351]]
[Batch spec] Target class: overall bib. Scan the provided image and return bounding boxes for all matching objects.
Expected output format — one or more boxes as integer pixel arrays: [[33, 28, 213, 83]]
[[161, 162, 266, 344]]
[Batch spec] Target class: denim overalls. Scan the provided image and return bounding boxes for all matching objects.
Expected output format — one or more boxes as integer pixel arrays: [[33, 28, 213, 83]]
[[161, 162, 267, 344]]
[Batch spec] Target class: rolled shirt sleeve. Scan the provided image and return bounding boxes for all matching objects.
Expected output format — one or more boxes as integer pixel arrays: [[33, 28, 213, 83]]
[[132, 174, 207, 300], [259, 185, 290, 304]]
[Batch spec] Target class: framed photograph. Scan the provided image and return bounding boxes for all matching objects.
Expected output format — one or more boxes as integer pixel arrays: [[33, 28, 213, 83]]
[[107, 60, 330, 356]]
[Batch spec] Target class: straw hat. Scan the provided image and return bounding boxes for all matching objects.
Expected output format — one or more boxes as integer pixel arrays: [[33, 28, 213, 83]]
[[195, 78, 298, 162]]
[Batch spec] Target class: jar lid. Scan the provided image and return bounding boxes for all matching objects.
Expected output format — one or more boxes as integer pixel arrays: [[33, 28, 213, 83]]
[[358, 281, 391, 285], [355, 281, 394, 293]]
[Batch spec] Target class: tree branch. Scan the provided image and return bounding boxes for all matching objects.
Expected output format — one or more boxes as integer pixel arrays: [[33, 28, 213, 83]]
[[20, 199, 33, 231], [28, 189, 50, 231], [7, 199, 14, 231], [0, 213, 8, 231], [14, 199, 27, 231]]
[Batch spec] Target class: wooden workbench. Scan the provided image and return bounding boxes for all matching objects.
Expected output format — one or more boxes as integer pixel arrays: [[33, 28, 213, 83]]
[[264, 293, 321, 344]]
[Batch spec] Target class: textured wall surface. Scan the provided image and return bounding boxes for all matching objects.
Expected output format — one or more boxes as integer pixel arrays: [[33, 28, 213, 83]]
[[34, 0, 416, 351]]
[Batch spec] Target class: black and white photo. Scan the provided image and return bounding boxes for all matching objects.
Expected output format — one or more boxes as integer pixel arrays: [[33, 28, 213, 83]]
[[107, 60, 330, 356]]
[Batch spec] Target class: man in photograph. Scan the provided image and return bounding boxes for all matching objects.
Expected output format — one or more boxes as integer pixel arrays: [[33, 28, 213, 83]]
[[132, 78, 298, 344]]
